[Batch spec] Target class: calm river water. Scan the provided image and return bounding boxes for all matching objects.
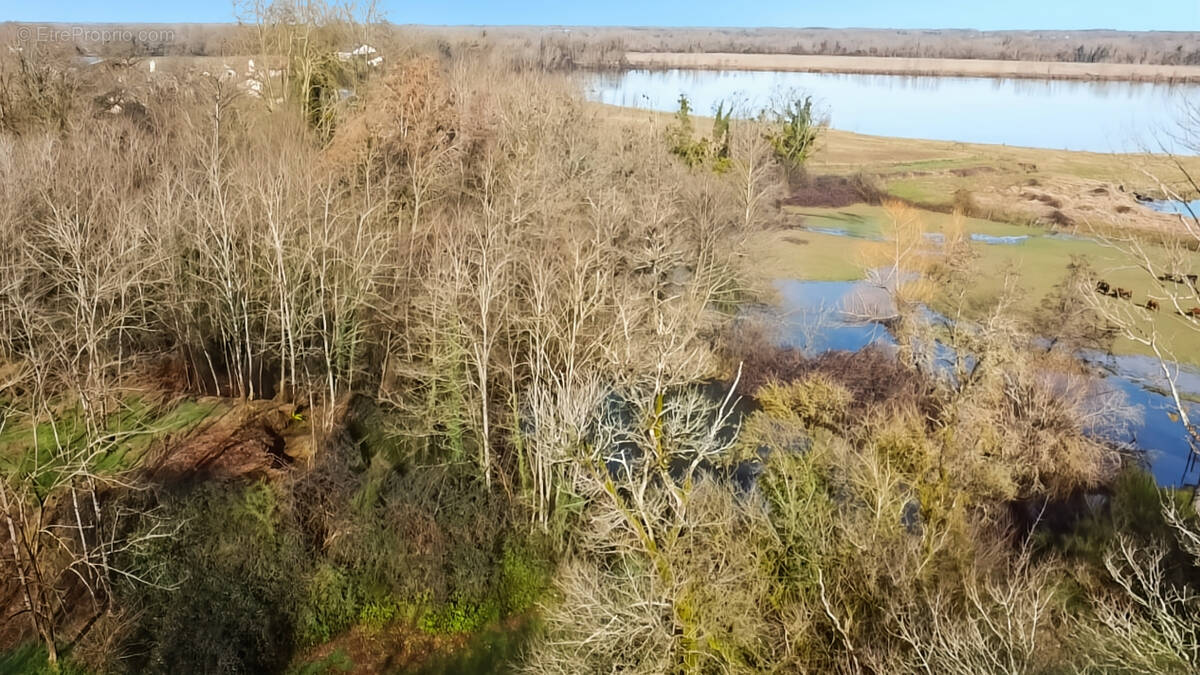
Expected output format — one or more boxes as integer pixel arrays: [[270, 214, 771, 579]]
[[588, 69, 1200, 154]]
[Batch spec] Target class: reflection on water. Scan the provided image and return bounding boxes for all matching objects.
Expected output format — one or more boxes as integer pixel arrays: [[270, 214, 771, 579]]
[[1082, 350, 1200, 485], [588, 69, 1200, 154], [970, 234, 1029, 245], [805, 226, 883, 240], [774, 279, 1200, 486], [775, 280, 891, 353]]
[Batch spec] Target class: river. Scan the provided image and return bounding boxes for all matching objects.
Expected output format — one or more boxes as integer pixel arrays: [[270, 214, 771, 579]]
[[587, 69, 1200, 155]]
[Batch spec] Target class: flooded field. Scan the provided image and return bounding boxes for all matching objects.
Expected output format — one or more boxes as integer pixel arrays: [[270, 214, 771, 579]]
[[773, 279, 1200, 486]]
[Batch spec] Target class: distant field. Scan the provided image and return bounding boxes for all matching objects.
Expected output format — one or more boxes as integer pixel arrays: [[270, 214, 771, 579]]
[[624, 52, 1200, 83]]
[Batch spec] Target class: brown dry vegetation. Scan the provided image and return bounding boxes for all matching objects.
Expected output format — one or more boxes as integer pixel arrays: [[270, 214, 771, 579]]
[[611, 27, 1200, 65], [0, 23, 761, 670], [3, 12, 1200, 675], [396, 26, 1200, 68]]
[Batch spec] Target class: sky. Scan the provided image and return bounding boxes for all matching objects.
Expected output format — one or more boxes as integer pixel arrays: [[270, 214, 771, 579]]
[[4, 0, 1200, 31]]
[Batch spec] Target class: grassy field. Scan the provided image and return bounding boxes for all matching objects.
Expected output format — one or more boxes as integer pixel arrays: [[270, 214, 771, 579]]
[[748, 204, 1033, 280], [0, 395, 225, 474], [804, 130, 1200, 365], [811, 127, 1200, 182], [812, 128, 1200, 230]]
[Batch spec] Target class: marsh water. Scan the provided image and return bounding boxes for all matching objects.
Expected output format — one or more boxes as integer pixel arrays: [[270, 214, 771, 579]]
[[588, 69, 1200, 154], [1145, 198, 1200, 215], [591, 67, 1200, 482], [773, 279, 1200, 486]]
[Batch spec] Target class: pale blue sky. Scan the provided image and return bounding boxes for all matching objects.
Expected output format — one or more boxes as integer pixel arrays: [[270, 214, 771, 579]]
[[3, 0, 1199, 31]]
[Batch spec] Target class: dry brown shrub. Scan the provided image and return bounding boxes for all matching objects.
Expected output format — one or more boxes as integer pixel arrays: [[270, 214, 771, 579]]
[[782, 173, 886, 208], [323, 56, 458, 170]]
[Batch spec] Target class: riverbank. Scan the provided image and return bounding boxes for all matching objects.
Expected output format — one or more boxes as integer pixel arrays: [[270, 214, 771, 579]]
[[599, 104, 1200, 366], [596, 102, 1200, 222], [810, 128, 1200, 236], [624, 52, 1200, 83]]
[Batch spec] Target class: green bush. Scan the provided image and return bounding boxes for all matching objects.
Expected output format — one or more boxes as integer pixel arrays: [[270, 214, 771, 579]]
[[415, 534, 552, 636], [411, 620, 541, 675], [757, 374, 852, 430], [498, 537, 552, 615], [117, 482, 308, 674], [1042, 467, 1190, 563], [419, 596, 501, 635], [710, 101, 733, 173], [107, 430, 552, 669], [357, 600, 400, 632], [766, 95, 823, 181], [297, 564, 361, 647], [666, 94, 736, 172], [667, 95, 711, 168]]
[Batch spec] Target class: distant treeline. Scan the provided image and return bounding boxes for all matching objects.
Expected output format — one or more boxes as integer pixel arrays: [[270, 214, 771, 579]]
[[601, 27, 1200, 65], [5, 23, 1200, 67]]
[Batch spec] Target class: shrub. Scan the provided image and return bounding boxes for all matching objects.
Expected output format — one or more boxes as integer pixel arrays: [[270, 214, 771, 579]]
[[357, 600, 401, 632], [952, 188, 980, 216], [667, 95, 712, 168], [298, 564, 361, 647], [766, 95, 823, 182], [498, 537, 553, 615], [757, 374, 852, 430], [666, 95, 742, 173], [419, 596, 501, 635], [710, 100, 733, 172], [118, 483, 308, 674]]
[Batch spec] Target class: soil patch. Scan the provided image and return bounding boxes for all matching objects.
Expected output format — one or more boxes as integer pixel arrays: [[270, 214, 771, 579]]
[[782, 174, 887, 208], [145, 400, 311, 484]]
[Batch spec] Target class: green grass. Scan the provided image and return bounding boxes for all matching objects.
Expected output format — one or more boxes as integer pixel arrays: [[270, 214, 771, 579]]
[[785, 204, 1033, 238], [0, 395, 225, 478], [753, 203, 1038, 282], [748, 230, 866, 281], [885, 177, 960, 205], [811, 127, 1200, 191], [410, 618, 540, 675], [291, 649, 354, 675], [876, 157, 987, 174], [962, 231, 1200, 364], [0, 643, 88, 675]]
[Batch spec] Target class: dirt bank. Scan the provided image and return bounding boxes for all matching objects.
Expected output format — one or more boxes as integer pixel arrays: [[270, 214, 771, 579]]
[[624, 52, 1200, 83]]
